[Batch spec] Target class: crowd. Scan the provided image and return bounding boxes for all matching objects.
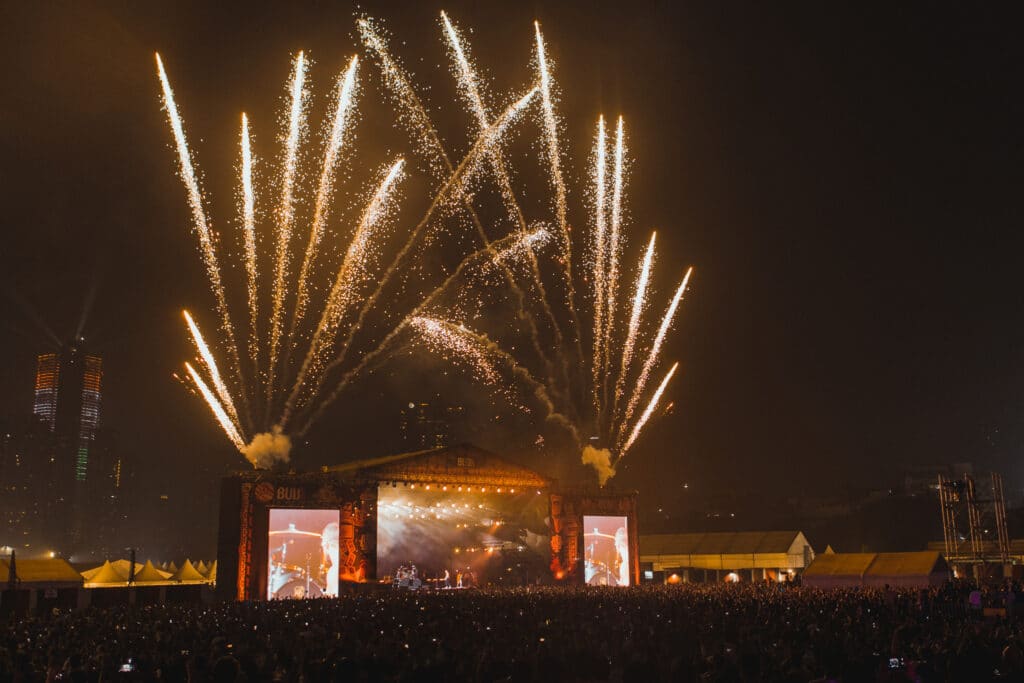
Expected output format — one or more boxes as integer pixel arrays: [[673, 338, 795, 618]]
[[1, 581, 1023, 681]]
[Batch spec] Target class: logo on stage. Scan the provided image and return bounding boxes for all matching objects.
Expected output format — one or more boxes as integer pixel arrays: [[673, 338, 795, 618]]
[[254, 482, 275, 504]]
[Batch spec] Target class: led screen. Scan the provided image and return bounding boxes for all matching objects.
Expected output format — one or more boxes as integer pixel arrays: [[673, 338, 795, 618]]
[[376, 485, 550, 588], [583, 515, 630, 586], [267, 508, 340, 599]]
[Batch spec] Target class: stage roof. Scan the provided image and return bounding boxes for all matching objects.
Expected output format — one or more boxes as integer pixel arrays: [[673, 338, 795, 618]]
[[322, 443, 551, 489]]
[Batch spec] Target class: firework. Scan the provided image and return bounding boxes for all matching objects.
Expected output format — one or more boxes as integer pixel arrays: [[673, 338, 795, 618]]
[[292, 55, 360, 329], [266, 51, 309, 402], [183, 309, 242, 435], [284, 157, 406, 421], [410, 316, 501, 386], [591, 116, 608, 416], [157, 15, 693, 479], [156, 54, 248, 419], [184, 361, 245, 450], [617, 266, 692, 446], [612, 232, 656, 423], [604, 116, 626, 386], [158, 43, 545, 465], [619, 362, 679, 458], [239, 114, 258, 369]]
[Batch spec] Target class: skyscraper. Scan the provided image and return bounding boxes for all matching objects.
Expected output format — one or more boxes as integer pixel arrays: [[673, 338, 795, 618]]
[[30, 338, 103, 551], [33, 338, 103, 483], [399, 401, 464, 450]]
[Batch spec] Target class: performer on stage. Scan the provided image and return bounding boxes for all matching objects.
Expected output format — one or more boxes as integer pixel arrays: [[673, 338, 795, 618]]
[[614, 526, 630, 587], [321, 522, 340, 597]]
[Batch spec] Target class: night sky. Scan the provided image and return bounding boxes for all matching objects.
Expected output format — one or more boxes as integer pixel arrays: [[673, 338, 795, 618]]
[[2, 2, 1023, 552]]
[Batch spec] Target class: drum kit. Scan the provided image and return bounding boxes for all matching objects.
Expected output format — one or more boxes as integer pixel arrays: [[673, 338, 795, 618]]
[[584, 530, 621, 586], [392, 564, 422, 590], [268, 524, 329, 599]]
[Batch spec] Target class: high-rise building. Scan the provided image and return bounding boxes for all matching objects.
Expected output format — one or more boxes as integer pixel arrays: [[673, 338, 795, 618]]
[[399, 402, 464, 450], [30, 338, 103, 551], [33, 338, 103, 483]]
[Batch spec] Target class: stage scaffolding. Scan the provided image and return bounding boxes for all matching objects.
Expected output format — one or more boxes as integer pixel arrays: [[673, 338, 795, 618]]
[[938, 472, 1010, 565]]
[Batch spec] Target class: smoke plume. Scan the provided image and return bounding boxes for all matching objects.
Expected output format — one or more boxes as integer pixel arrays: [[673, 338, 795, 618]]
[[581, 445, 616, 486], [242, 426, 292, 469]]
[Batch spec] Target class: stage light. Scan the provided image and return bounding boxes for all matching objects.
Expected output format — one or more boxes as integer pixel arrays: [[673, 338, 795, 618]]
[[442, 486, 448, 491], [458, 486, 463, 492], [497, 488, 503, 493], [425, 485, 431, 490], [481, 487, 486, 492]]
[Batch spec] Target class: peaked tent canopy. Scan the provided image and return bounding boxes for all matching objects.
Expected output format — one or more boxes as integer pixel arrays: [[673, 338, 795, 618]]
[[134, 560, 172, 583], [170, 559, 207, 582], [83, 560, 128, 586]]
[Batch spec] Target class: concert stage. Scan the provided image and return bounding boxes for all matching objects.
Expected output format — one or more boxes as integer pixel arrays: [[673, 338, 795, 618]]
[[216, 444, 638, 600]]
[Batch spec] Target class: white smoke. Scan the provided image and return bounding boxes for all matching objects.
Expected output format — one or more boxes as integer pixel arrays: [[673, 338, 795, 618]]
[[242, 426, 292, 469], [581, 445, 616, 486]]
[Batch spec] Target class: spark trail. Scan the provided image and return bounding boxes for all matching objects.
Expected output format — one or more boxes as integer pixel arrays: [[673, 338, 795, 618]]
[[185, 362, 245, 450], [299, 227, 550, 435], [240, 114, 258, 369], [612, 231, 656, 424], [292, 55, 360, 329], [440, 11, 567, 393], [619, 362, 679, 460], [302, 85, 541, 414], [592, 116, 608, 416], [604, 116, 626, 392], [284, 157, 406, 421], [266, 51, 308, 406], [410, 316, 580, 443], [183, 309, 242, 435], [618, 267, 692, 445], [156, 53, 249, 426]]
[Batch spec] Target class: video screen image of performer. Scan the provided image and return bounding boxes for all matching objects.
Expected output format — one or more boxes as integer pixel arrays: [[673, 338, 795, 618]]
[[267, 508, 340, 599], [583, 515, 631, 587]]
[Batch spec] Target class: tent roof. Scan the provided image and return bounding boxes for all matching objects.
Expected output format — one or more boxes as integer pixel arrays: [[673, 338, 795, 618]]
[[641, 531, 806, 556], [83, 560, 127, 585], [167, 561, 178, 574], [805, 552, 948, 579], [803, 553, 877, 577], [0, 559, 83, 585], [108, 559, 136, 580], [170, 559, 206, 582], [864, 551, 946, 577], [134, 560, 172, 583], [196, 561, 209, 575], [81, 564, 104, 581]]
